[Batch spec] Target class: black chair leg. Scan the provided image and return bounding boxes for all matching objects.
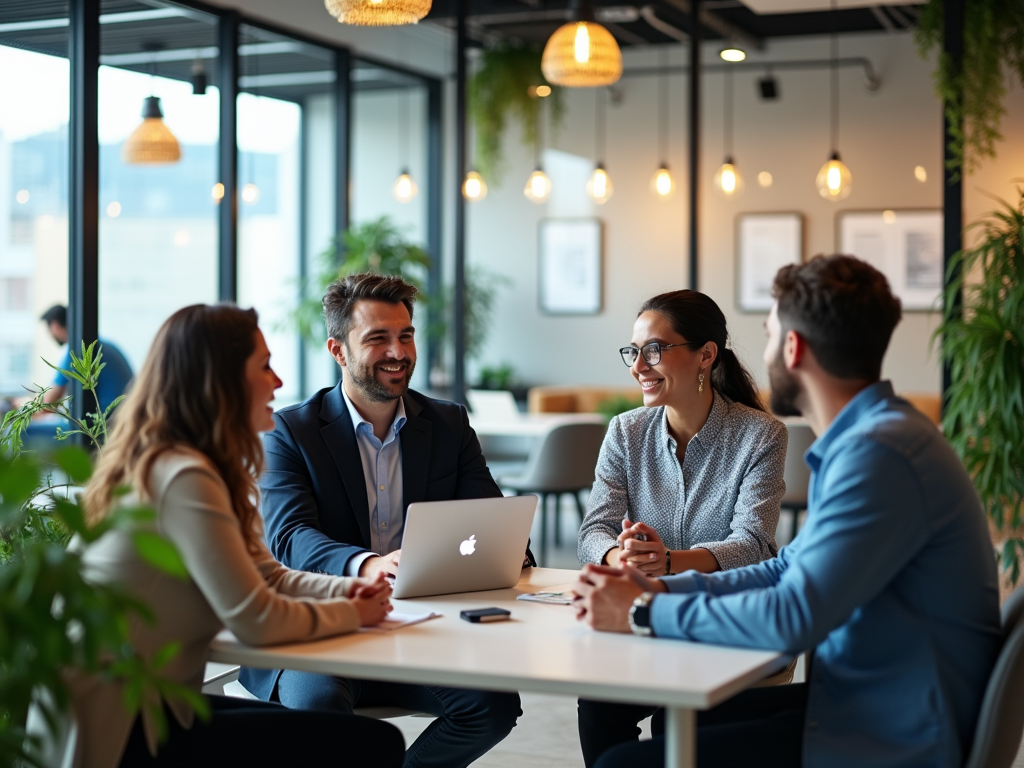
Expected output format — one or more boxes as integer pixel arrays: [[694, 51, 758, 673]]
[[573, 489, 587, 523], [539, 493, 549, 567], [553, 493, 562, 548]]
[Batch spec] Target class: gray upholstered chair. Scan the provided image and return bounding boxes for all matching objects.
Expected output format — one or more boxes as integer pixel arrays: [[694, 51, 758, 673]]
[[964, 586, 1024, 768], [780, 422, 815, 545], [498, 421, 607, 566]]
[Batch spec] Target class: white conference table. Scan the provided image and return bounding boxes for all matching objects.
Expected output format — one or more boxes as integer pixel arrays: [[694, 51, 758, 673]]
[[210, 567, 783, 768]]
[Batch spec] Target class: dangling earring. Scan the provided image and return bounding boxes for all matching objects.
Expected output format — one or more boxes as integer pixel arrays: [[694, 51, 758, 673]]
[[698, 370, 704, 394]]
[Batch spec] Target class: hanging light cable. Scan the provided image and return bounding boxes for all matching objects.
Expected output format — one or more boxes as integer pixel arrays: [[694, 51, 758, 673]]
[[587, 88, 613, 204], [713, 67, 743, 198], [393, 90, 418, 203], [524, 100, 551, 204], [816, 0, 852, 201], [650, 50, 675, 199], [122, 44, 181, 165], [541, 0, 622, 87]]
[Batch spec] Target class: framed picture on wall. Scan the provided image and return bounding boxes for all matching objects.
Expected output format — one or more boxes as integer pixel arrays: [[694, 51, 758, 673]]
[[538, 218, 603, 315], [837, 210, 943, 311], [735, 213, 804, 312]]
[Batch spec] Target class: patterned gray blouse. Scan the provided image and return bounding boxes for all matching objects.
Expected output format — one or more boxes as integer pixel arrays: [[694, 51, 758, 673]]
[[578, 390, 788, 570]]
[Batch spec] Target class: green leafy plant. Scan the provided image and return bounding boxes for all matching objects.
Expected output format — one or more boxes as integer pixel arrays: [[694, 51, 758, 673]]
[[292, 217, 510, 364], [292, 217, 432, 346], [936, 187, 1024, 583], [469, 42, 565, 184], [476, 363, 516, 391], [916, 0, 1024, 179], [0, 349, 203, 767], [595, 394, 644, 422]]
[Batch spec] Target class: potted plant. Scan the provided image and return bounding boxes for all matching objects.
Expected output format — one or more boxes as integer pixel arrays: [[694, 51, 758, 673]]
[[936, 188, 1024, 585], [0, 345, 198, 767], [469, 42, 565, 184], [916, 0, 1024, 178]]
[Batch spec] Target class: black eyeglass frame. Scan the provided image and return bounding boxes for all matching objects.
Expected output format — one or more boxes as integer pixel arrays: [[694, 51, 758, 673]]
[[619, 341, 703, 367]]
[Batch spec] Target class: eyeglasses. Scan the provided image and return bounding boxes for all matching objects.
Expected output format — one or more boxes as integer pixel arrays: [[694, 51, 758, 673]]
[[619, 341, 702, 367]]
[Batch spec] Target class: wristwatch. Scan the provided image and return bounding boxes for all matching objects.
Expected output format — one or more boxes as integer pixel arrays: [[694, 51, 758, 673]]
[[628, 591, 656, 637]]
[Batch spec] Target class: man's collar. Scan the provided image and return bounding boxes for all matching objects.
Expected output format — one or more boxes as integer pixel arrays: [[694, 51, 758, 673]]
[[806, 380, 895, 466], [340, 381, 407, 435]]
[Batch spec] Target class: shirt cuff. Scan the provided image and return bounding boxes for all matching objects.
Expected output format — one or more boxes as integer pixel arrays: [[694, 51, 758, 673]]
[[692, 540, 747, 571], [660, 572, 702, 594], [344, 551, 378, 577]]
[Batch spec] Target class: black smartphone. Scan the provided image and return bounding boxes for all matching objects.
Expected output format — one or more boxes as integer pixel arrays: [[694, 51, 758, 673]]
[[460, 607, 512, 623]]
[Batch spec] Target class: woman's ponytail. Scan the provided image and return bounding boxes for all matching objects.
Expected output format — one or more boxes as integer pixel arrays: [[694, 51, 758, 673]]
[[711, 347, 765, 412]]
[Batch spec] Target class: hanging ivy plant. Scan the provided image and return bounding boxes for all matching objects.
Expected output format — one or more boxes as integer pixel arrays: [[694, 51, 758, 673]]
[[468, 42, 565, 185], [916, 0, 1024, 179]]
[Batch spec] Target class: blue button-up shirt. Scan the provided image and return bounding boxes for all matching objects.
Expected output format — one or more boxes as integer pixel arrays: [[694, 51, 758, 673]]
[[340, 385, 407, 576], [650, 381, 1001, 768]]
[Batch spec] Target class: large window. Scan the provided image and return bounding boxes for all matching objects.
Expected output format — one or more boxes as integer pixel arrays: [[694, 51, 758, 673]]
[[97, 1, 220, 375], [0, 2, 70, 396], [237, 24, 337, 406]]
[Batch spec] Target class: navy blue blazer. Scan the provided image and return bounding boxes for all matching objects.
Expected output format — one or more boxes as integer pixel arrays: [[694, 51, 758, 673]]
[[241, 383, 524, 700]]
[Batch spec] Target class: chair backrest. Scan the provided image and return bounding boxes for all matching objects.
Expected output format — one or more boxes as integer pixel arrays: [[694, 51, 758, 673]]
[[467, 389, 521, 423], [781, 422, 815, 506], [514, 422, 607, 491], [964, 586, 1024, 768]]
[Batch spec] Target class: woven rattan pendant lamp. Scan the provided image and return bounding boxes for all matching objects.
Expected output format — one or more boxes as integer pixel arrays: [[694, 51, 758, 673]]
[[541, 0, 622, 88], [324, 0, 430, 26], [122, 96, 181, 164]]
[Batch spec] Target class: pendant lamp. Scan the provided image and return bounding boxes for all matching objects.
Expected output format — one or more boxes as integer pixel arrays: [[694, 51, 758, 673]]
[[122, 95, 181, 165], [463, 170, 488, 201], [816, 0, 852, 201], [392, 93, 418, 203], [650, 51, 675, 199], [713, 69, 743, 198], [541, 0, 622, 87], [324, 0, 430, 26], [524, 102, 552, 204], [586, 89, 613, 204]]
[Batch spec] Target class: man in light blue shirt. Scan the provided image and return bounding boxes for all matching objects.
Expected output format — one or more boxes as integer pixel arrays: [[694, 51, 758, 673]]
[[574, 255, 1001, 768]]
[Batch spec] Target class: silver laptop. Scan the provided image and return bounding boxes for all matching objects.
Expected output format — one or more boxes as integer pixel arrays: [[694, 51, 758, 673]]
[[391, 496, 538, 599]]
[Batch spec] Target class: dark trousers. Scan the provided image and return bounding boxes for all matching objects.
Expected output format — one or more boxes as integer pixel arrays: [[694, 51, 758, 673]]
[[275, 669, 520, 768], [119, 694, 404, 768], [583, 683, 807, 768]]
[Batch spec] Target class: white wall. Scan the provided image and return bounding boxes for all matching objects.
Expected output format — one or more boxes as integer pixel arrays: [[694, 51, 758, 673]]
[[466, 31, 1024, 395]]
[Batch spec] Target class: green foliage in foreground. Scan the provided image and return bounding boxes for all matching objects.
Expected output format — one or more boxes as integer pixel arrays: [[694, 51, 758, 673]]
[[0, 348, 204, 767], [937, 188, 1024, 584]]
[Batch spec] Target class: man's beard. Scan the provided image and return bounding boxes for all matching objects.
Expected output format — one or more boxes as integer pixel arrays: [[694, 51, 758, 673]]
[[768, 345, 803, 417], [346, 356, 416, 403]]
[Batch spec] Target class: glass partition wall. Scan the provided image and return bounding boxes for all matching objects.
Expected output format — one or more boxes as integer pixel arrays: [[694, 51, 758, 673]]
[[238, 23, 336, 406], [0, 1, 70, 396], [0, 0, 441, 410], [98, 1, 221, 374]]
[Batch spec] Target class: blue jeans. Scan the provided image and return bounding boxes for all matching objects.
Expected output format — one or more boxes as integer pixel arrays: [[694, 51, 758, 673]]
[[274, 670, 520, 768]]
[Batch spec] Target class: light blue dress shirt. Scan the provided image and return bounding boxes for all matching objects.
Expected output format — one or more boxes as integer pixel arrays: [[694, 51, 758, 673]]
[[340, 385, 407, 577], [649, 381, 1001, 768]]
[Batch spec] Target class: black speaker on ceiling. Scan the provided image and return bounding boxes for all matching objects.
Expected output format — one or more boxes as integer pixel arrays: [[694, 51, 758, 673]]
[[759, 75, 779, 100]]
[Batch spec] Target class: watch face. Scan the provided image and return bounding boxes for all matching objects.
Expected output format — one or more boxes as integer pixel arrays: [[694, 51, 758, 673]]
[[633, 604, 651, 628]]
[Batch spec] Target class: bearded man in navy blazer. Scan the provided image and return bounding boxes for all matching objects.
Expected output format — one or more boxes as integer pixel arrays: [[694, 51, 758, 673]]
[[240, 273, 525, 768]]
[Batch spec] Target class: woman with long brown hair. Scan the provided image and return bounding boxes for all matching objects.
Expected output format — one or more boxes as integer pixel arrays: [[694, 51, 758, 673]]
[[60, 304, 404, 768]]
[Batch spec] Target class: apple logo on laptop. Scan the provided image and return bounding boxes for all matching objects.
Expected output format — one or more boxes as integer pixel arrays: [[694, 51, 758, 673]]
[[460, 535, 477, 556]]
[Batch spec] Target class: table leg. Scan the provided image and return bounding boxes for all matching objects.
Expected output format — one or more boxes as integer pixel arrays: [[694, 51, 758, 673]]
[[665, 705, 695, 768]]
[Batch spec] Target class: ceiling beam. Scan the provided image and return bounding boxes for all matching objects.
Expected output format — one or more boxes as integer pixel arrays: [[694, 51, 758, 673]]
[[660, 0, 763, 49]]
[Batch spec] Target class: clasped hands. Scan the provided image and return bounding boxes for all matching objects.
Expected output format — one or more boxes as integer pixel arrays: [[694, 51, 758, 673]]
[[615, 519, 669, 574], [573, 562, 667, 633], [350, 572, 394, 627]]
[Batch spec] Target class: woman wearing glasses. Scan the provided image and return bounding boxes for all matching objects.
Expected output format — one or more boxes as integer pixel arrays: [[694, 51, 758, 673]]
[[576, 289, 787, 767]]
